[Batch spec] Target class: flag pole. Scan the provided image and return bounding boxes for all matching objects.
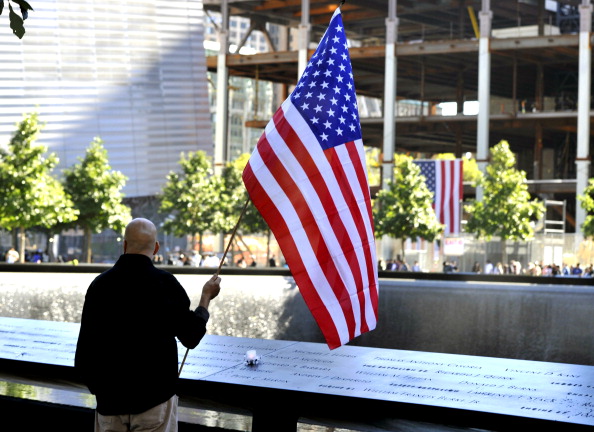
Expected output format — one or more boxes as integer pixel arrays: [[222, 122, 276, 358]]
[[178, 197, 251, 376]]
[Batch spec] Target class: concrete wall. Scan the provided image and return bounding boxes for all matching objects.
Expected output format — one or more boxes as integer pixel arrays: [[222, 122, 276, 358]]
[[351, 279, 594, 366]]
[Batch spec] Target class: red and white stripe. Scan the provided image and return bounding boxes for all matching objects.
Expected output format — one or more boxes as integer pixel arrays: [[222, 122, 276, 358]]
[[435, 159, 463, 235], [243, 98, 378, 349]]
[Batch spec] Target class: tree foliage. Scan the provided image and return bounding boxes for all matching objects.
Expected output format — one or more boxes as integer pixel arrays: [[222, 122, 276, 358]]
[[464, 140, 544, 248], [0, 112, 78, 262], [365, 147, 381, 187], [373, 154, 444, 257], [223, 153, 274, 262], [1, 0, 33, 39], [158, 151, 273, 259], [62, 137, 131, 263], [219, 154, 249, 233], [159, 151, 226, 252], [578, 178, 594, 238], [224, 153, 268, 235]]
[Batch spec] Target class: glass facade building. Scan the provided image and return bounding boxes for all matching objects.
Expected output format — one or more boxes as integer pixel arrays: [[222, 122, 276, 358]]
[[0, 0, 212, 197]]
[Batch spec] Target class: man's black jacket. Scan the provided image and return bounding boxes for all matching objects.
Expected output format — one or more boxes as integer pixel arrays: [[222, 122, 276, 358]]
[[75, 254, 209, 415]]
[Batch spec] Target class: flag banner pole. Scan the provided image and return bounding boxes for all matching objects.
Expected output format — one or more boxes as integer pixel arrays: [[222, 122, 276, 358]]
[[215, 198, 250, 275], [179, 197, 250, 377]]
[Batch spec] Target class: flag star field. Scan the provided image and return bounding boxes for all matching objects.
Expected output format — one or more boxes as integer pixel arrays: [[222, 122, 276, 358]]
[[290, 22, 361, 150]]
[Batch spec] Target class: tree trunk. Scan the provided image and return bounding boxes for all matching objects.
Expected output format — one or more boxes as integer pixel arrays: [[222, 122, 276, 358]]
[[84, 226, 93, 263], [266, 229, 272, 264], [236, 233, 255, 258], [11, 229, 17, 253], [18, 226, 26, 263], [501, 238, 508, 269], [232, 237, 243, 264], [45, 233, 55, 262]]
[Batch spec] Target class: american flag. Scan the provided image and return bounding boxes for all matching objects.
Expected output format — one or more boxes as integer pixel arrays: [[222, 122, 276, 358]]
[[414, 159, 464, 235], [242, 8, 378, 349]]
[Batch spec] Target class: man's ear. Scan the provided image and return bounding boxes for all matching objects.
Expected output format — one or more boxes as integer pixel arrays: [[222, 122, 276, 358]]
[[153, 241, 160, 256], [123, 240, 128, 254]]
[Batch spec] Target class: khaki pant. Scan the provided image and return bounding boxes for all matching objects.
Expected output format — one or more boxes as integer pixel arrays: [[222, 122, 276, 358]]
[[95, 395, 178, 432]]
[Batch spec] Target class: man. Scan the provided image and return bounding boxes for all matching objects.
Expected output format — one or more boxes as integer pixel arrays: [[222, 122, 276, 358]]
[[75, 218, 221, 432], [572, 263, 583, 276]]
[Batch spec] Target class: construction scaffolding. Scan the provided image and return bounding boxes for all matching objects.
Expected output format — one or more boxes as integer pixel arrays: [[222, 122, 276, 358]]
[[204, 0, 593, 237]]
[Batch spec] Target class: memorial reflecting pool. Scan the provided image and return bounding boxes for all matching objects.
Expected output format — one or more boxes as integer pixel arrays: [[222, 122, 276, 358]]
[[1, 270, 594, 365], [0, 272, 325, 343]]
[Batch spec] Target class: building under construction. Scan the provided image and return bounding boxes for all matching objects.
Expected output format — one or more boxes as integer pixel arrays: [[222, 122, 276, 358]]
[[203, 0, 593, 241]]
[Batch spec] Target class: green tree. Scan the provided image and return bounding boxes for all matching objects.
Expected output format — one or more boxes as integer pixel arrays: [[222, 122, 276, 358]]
[[578, 178, 594, 238], [159, 151, 225, 254], [223, 154, 267, 233], [0, 112, 78, 262], [373, 154, 444, 259], [219, 154, 248, 233], [464, 140, 544, 263], [223, 153, 272, 262], [365, 147, 381, 187], [62, 137, 131, 263], [1, 0, 33, 39]]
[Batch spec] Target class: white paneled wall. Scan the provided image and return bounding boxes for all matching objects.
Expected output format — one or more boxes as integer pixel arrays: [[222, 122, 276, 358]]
[[0, 0, 212, 197]]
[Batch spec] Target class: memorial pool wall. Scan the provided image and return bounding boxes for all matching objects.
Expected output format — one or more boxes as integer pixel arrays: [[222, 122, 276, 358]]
[[1, 264, 592, 366]]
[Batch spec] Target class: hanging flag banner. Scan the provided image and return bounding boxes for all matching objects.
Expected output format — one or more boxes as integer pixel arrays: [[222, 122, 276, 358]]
[[414, 159, 464, 235], [242, 7, 378, 349]]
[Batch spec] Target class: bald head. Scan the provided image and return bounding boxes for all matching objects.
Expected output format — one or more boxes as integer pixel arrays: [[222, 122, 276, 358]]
[[124, 218, 159, 257]]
